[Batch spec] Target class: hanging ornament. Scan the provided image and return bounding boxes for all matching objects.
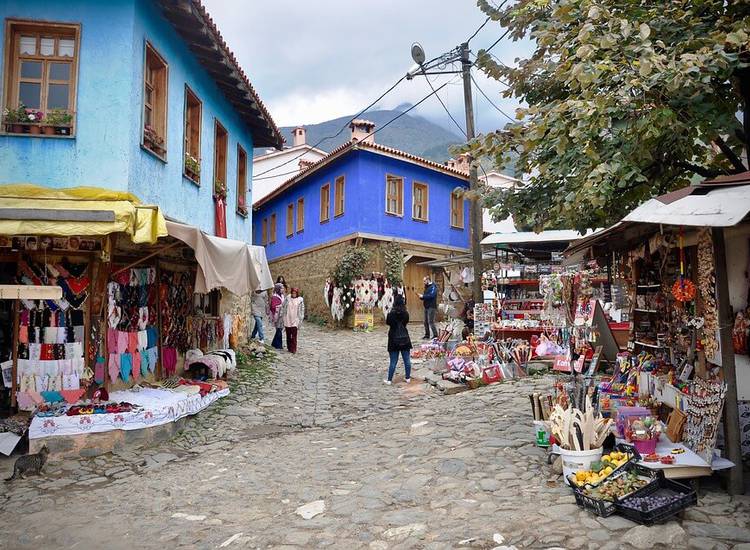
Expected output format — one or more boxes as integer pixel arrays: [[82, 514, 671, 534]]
[[672, 227, 696, 302]]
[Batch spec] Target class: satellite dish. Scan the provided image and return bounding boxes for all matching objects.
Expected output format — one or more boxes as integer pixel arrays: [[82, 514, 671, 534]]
[[411, 43, 426, 66]]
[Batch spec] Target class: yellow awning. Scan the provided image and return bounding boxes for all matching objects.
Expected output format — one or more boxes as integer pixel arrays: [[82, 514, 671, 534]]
[[0, 184, 167, 244]]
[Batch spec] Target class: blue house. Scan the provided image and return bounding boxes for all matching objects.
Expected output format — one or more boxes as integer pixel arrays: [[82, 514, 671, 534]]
[[252, 120, 470, 319], [0, 0, 283, 242]]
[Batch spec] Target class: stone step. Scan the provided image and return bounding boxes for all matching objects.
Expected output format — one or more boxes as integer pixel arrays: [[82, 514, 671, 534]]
[[436, 379, 468, 395]]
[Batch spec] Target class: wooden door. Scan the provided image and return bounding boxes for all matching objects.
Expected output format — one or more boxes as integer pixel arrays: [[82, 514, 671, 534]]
[[403, 259, 433, 322]]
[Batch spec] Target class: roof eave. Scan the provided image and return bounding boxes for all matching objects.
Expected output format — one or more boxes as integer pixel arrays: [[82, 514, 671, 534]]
[[157, 0, 284, 149]]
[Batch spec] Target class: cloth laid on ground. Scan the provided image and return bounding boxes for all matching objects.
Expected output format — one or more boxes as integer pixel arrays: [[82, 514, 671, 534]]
[[29, 386, 229, 439]]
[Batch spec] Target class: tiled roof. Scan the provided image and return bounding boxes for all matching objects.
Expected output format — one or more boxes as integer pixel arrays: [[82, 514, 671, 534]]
[[253, 140, 470, 208], [157, 0, 283, 149]]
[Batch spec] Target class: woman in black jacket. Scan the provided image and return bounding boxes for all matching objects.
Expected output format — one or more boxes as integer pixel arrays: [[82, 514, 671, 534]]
[[385, 293, 412, 385]]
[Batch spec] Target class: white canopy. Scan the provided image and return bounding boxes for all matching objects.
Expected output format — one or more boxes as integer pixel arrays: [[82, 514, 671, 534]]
[[482, 229, 595, 246], [166, 221, 273, 294], [623, 185, 750, 227]]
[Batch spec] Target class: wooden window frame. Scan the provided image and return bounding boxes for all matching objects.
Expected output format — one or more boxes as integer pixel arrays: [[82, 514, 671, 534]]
[[385, 174, 404, 217], [261, 217, 268, 245], [236, 144, 248, 217], [182, 85, 202, 184], [320, 183, 330, 223], [213, 119, 228, 200], [412, 181, 429, 222], [141, 41, 168, 160], [2, 19, 81, 138], [334, 175, 345, 217], [450, 191, 465, 229], [286, 203, 294, 237], [296, 197, 304, 233], [270, 213, 277, 243]]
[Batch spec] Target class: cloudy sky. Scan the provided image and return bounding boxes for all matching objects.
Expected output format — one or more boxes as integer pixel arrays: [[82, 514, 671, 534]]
[[202, 0, 534, 135]]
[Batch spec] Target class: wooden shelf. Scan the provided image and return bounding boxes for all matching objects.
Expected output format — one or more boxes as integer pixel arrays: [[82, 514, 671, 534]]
[[634, 340, 667, 349]]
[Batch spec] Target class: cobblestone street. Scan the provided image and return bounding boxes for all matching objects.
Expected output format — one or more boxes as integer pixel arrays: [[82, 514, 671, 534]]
[[1, 325, 749, 550]]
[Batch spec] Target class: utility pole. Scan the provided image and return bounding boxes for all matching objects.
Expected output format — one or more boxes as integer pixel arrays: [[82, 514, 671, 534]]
[[407, 41, 485, 303], [460, 42, 484, 304]]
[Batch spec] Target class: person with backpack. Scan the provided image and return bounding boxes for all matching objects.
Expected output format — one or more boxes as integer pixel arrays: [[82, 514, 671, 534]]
[[384, 293, 412, 385]]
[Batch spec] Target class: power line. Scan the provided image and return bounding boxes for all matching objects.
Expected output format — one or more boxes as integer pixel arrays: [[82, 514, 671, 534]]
[[424, 74, 466, 138], [253, 80, 454, 181], [466, 16, 491, 44], [475, 27, 512, 64], [253, 74, 408, 179], [253, 11, 513, 182], [471, 73, 515, 122]]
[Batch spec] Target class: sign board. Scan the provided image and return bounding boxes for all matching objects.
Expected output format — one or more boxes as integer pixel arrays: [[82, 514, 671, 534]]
[[0, 285, 62, 300], [354, 310, 374, 330], [553, 355, 585, 373]]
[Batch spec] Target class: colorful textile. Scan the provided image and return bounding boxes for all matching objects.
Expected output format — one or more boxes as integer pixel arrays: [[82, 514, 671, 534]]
[[162, 347, 177, 376], [95, 356, 106, 384], [120, 353, 132, 382], [108, 353, 120, 384]]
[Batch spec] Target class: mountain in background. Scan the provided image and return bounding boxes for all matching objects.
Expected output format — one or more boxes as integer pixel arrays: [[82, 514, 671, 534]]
[[268, 108, 464, 163]]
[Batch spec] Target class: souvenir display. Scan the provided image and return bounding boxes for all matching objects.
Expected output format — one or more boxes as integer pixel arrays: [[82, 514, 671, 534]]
[[106, 266, 159, 383], [15, 258, 89, 410]]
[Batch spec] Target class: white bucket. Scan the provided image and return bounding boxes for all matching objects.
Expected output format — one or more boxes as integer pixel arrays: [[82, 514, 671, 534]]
[[559, 447, 603, 486]]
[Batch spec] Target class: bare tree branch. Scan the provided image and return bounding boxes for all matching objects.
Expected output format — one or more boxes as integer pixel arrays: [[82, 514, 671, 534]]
[[677, 161, 723, 179]]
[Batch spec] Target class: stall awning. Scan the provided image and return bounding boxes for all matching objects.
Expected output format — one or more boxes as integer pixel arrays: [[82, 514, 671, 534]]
[[0, 184, 167, 244], [481, 229, 596, 247], [166, 220, 272, 294], [622, 179, 750, 227]]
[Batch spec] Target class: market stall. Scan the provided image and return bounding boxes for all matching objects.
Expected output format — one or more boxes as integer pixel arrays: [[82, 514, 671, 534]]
[[563, 173, 750, 495], [0, 185, 272, 453]]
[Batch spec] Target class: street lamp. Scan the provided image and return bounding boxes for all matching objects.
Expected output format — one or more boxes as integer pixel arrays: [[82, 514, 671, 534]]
[[407, 42, 485, 304]]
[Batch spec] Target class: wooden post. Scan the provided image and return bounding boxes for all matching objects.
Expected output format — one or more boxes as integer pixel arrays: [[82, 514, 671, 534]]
[[155, 260, 163, 380], [712, 227, 744, 495]]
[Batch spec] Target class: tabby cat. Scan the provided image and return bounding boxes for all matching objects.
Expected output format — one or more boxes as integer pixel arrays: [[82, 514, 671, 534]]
[[5, 446, 49, 482]]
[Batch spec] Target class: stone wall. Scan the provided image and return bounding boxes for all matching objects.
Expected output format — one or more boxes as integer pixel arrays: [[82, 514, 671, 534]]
[[268, 239, 385, 322], [220, 291, 253, 346]]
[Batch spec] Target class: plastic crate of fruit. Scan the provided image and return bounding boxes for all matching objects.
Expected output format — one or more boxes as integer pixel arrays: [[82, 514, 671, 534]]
[[572, 464, 661, 517], [567, 443, 641, 488], [615, 477, 697, 525]]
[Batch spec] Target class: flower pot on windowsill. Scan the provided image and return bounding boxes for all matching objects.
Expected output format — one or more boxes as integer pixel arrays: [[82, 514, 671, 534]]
[[185, 167, 200, 182], [9, 124, 23, 133], [42, 125, 55, 136], [29, 124, 41, 135]]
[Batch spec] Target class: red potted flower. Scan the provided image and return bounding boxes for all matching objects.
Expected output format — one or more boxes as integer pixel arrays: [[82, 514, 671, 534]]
[[25, 109, 44, 134]]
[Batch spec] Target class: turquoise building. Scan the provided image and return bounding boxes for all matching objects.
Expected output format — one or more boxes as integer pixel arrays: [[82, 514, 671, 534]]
[[0, 0, 282, 242]]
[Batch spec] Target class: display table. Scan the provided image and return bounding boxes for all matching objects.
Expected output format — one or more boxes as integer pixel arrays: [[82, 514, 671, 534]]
[[29, 387, 230, 440], [624, 433, 734, 480]]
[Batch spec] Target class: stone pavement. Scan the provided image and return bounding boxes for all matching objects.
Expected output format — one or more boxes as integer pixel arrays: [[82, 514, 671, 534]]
[[1, 324, 749, 550]]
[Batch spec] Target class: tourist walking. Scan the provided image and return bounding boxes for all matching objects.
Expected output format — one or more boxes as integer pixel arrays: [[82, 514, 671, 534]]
[[270, 283, 285, 349], [417, 276, 438, 339], [282, 288, 305, 353], [385, 294, 412, 384], [276, 275, 288, 294], [250, 289, 269, 343]]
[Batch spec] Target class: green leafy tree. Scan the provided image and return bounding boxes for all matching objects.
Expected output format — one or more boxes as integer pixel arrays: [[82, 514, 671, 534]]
[[471, 0, 750, 231]]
